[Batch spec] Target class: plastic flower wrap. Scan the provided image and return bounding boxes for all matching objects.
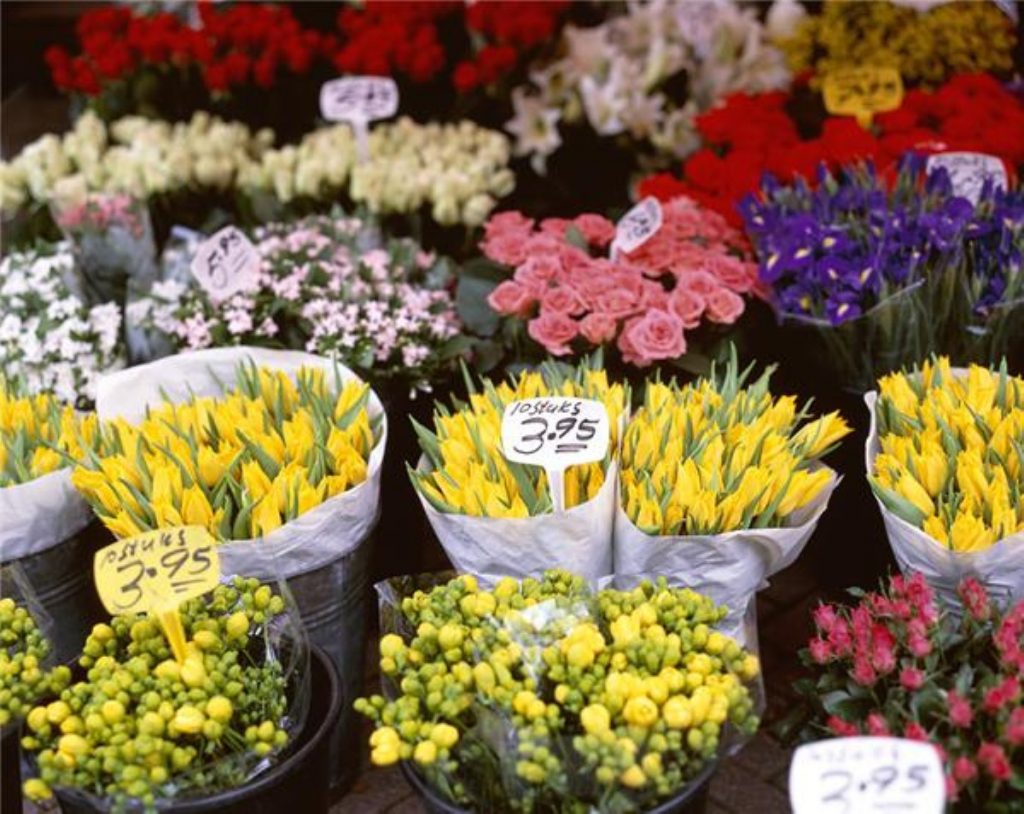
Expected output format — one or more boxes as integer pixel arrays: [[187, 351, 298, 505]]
[[20, 577, 306, 809], [71, 360, 378, 542], [867, 358, 1024, 603], [790, 573, 1024, 811], [0, 242, 124, 408], [507, 0, 789, 171], [778, 0, 1016, 88], [358, 571, 761, 813], [741, 156, 1024, 392], [0, 596, 70, 730], [0, 383, 97, 488], [638, 73, 1024, 227], [238, 118, 515, 227], [615, 352, 848, 642], [410, 359, 627, 580], [129, 214, 462, 392], [471, 200, 760, 368]]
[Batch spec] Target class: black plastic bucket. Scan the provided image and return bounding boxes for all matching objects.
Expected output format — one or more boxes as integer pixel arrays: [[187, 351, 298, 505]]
[[1, 722, 21, 814], [53, 644, 342, 814], [400, 759, 715, 814]]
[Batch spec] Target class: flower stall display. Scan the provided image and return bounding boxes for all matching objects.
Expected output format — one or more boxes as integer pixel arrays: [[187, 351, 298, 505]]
[[128, 214, 462, 394], [468, 199, 761, 370], [0, 242, 124, 408], [778, 0, 1017, 88], [19, 577, 305, 809], [792, 573, 1024, 810], [505, 0, 789, 173], [358, 571, 762, 812], [639, 73, 1024, 226], [0, 384, 104, 662], [0, 596, 71, 730], [866, 358, 1024, 605], [740, 157, 1024, 392], [410, 359, 627, 580], [614, 352, 850, 642], [238, 118, 514, 228]]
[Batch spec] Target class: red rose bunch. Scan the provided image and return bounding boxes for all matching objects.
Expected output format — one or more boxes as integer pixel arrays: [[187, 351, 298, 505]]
[[477, 198, 759, 365], [334, 1, 568, 92], [639, 74, 1024, 226], [798, 573, 1024, 809], [46, 3, 333, 97]]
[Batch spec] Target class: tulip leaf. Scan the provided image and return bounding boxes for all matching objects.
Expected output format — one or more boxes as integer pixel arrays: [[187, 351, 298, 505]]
[[870, 482, 927, 527]]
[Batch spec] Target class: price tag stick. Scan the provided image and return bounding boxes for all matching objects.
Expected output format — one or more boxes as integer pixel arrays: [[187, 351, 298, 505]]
[[93, 526, 221, 665], [548, 468, 566, 514], [351, 115, 370, 164]]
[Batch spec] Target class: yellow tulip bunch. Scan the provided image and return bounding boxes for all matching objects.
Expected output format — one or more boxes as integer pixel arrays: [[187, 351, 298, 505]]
[[871, 357, 1024, 552], [72, 362, 378, 541], [1, 382, 96, 487], [621, 355, 850, 536], [410, 361, 627, 517]]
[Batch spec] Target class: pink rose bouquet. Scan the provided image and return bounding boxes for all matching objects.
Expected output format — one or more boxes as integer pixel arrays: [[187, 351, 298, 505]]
[[789, 573, 1024, 811], [469, 196, 762, 368]]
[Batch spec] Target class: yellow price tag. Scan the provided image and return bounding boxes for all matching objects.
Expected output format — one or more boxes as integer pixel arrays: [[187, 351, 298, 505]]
[[93, 526, 220, 663], [823, 67, 904, 128]]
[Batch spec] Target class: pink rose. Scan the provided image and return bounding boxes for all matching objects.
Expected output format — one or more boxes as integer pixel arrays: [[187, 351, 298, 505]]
[[617, 309, 686, 366], [662, 243, 714, 276], [487, 280, 536, 317], [705, 254, 758, 294], [668, 287, 706, 328], [528, 312, 578, 356], [579, 312, 618, 345], [481, 233, 529, 267], [514, 256, 562, 297], [484, 211, 533, 241], [541, 285, 585, 315], [590, 287, 641, 319], [573, 213, 616, 246], [705, 287, 745, 324], [539, 217, 573, 237], [676, 270, 721, 296]]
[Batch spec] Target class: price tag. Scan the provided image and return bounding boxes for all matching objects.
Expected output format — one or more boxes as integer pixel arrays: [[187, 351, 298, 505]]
[[94, 526, 220, 663], [320, 76, 399, 161], [190, 226, 259, 301], [926, 152, 1007, 205], [823, 67, 904, 128], [611, 197, 663, 258], [501, 397, 610, 512], [790, 737, 945, 814]]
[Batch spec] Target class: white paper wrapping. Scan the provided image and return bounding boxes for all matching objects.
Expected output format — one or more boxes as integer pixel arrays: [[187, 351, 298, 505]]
[[95, 346, 387, 581], [0, 469, 93, 561], [865, 389, 1024, 606], [416, 456, 617, 583], [612, 471, 839, 644]]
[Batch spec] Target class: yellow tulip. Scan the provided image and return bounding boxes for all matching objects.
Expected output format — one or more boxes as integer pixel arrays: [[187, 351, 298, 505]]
[[950, 511, 995, 553], [251, 496, 283, 538], [895, 472, 935, 518], [180, 486, 215, 528]]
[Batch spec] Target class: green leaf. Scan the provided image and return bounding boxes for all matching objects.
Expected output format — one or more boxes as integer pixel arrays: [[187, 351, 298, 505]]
[[456, 274, 503, 337]]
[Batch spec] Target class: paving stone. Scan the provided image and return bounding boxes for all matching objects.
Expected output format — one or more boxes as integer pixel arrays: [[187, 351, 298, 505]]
[[760, 559, 819, 608], [732, 734, 793, 781], [709, 760, 791, 814], [334, 765, 416, 814], [386, 796, 427, 813]]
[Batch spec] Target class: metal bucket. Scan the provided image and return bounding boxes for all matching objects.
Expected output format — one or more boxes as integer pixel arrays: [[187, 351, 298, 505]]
[[285, 532, 372, 797], [1, 521, 109, 665]]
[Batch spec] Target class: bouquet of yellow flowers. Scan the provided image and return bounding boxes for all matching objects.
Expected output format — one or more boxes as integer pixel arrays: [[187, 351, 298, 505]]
[[1, 383, 96, 488], [72, 360, 377, 543], [867, 357, 1024, 603], [410, 360, 627, 580], [615, 353, 849, 641]]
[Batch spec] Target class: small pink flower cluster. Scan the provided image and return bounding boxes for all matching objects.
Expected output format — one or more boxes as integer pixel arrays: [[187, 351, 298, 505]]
[[55, 193, 146, 239], [480, 197, 760, 366], [804, 574, 1024, 805]]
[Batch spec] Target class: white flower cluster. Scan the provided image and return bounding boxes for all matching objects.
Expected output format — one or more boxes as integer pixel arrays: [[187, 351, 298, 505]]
[[131, 214, 461, 390], [1, 110, 272, 213], [239, 117, 515, 226], [507, 0, 791, 170], [0, 242, 124, 406]]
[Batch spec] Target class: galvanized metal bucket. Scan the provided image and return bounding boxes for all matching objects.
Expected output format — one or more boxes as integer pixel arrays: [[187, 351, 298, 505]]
[[1, 521, 109, 666]]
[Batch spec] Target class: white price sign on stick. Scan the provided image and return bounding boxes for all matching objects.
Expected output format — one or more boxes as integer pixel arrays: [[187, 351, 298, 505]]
[[789, 737, 945, 814], [190, 226, 259, 301], [926, 151, 1007, 205], [501, 397, 610, 513], [320, 76, 399, 161], [611, 197, 663, 258]]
